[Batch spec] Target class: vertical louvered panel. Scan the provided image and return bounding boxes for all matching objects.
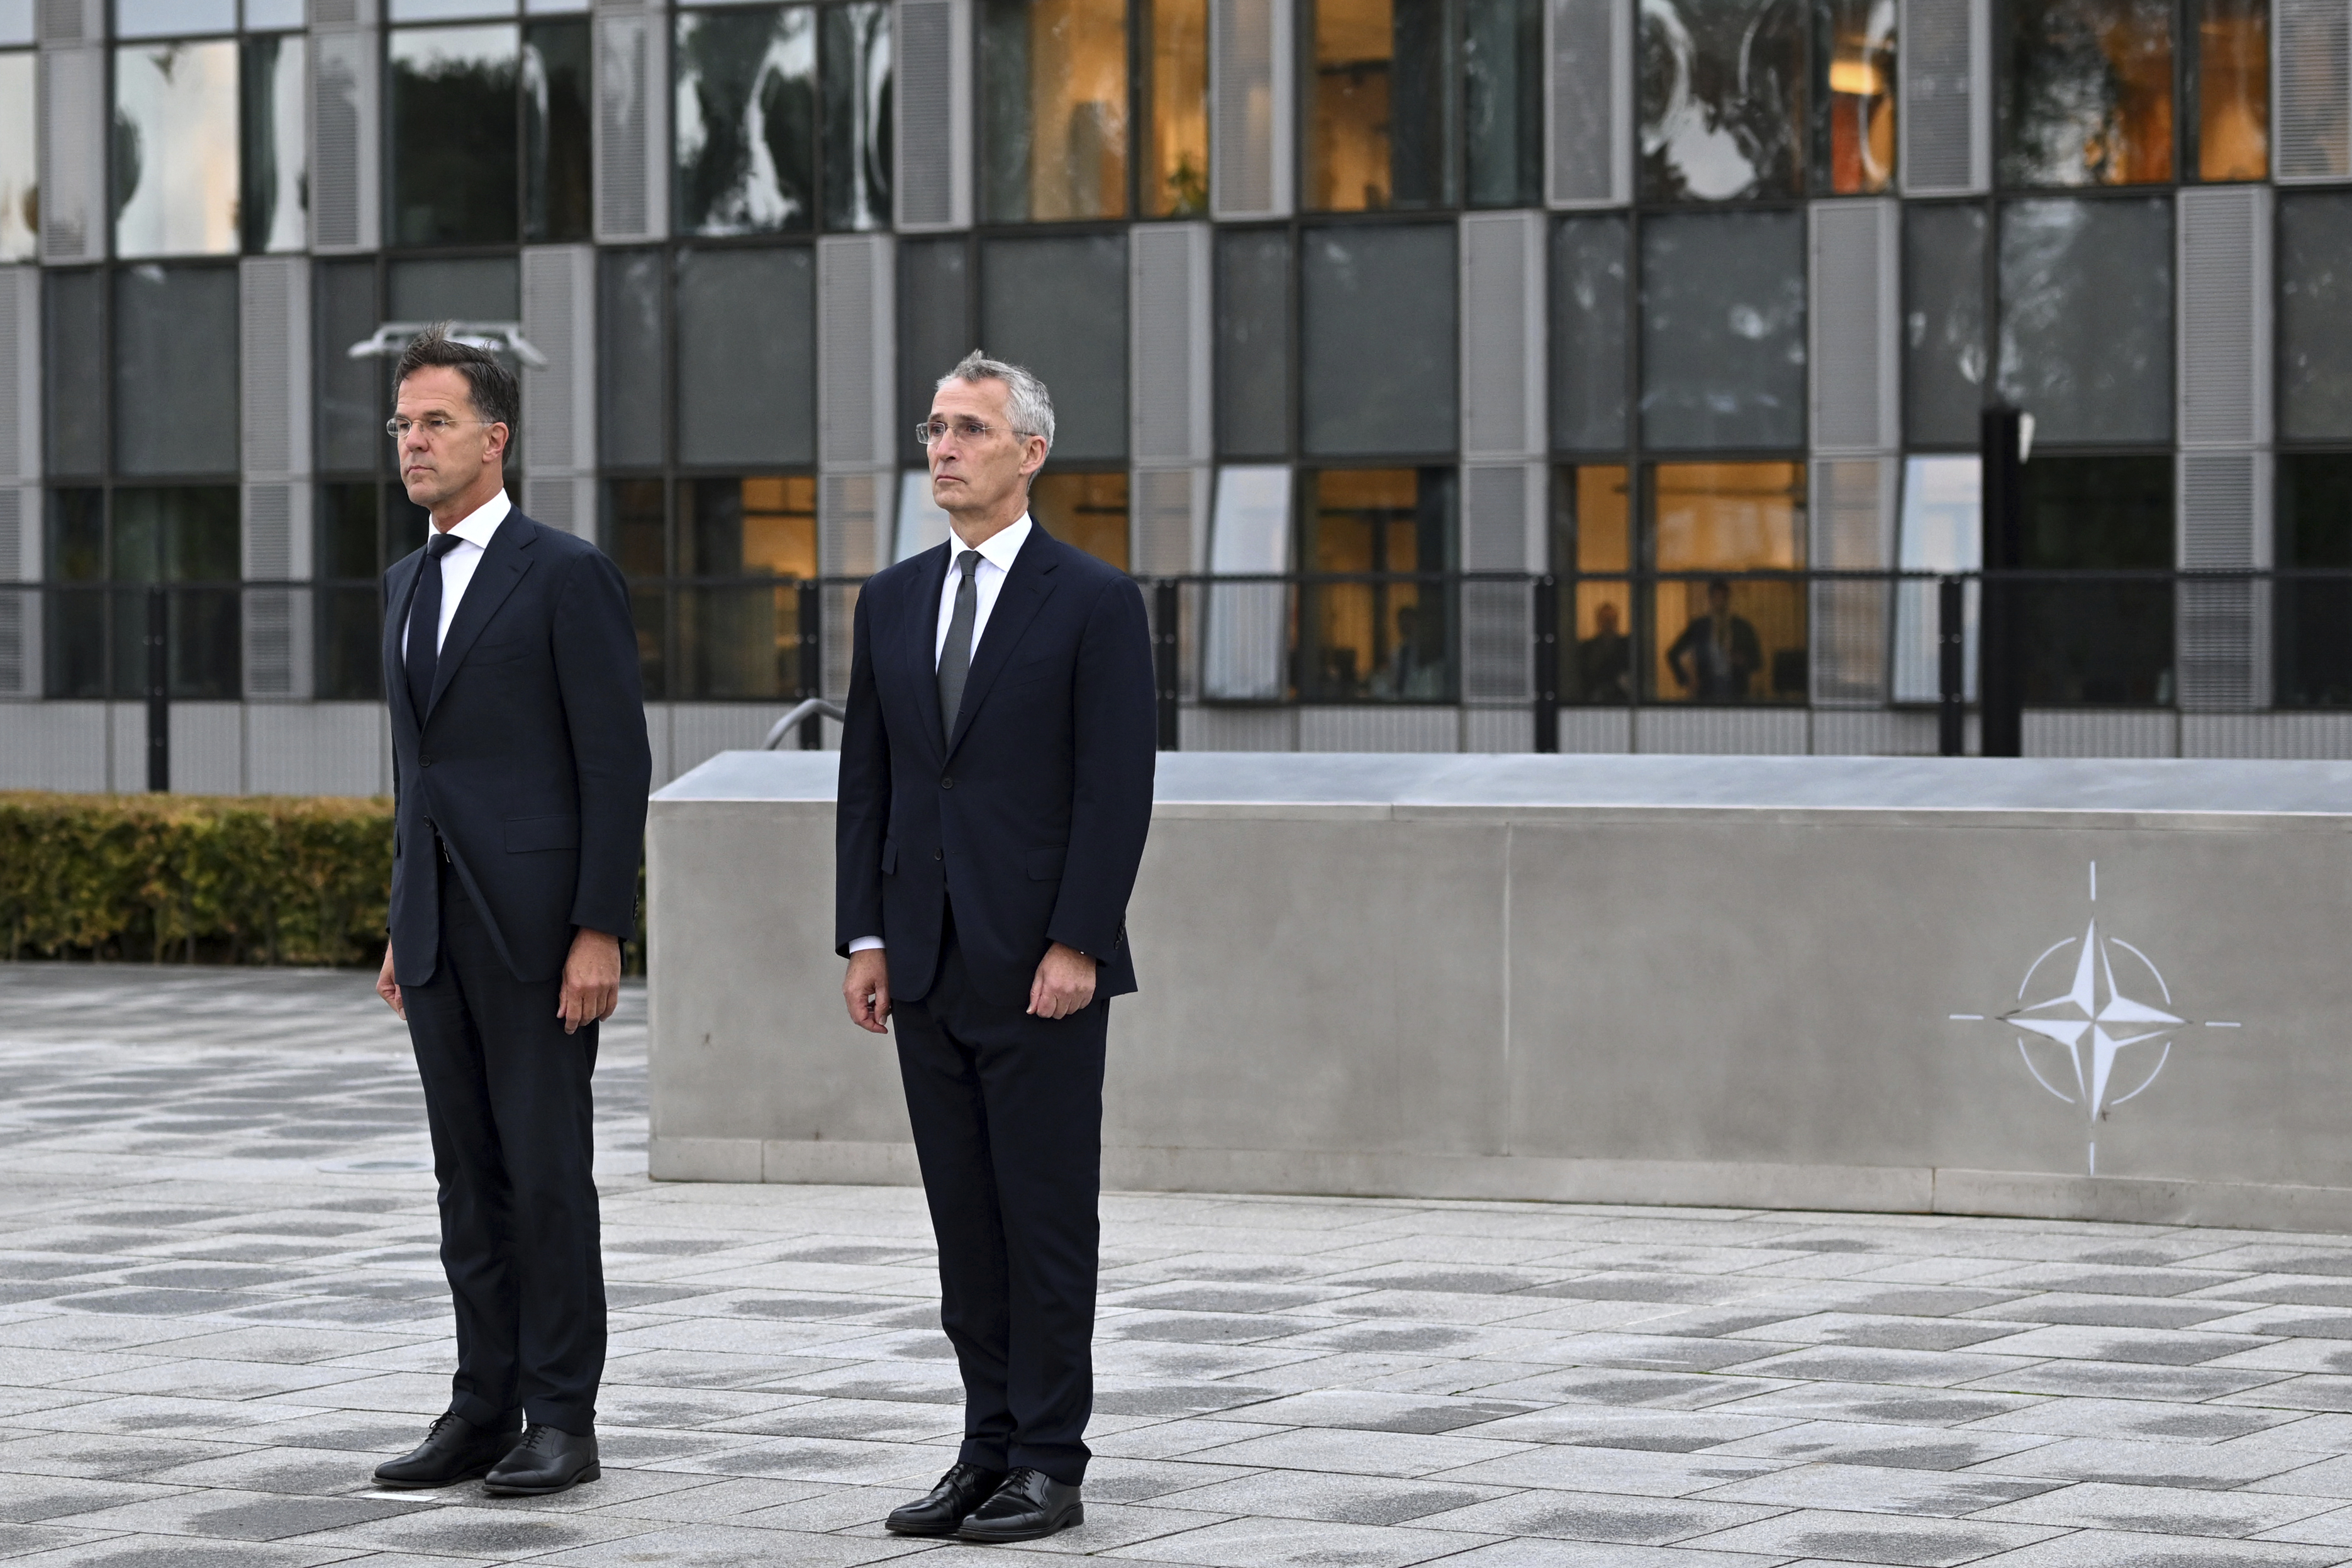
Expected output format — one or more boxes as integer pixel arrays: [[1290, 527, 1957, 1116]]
[[0, 487, 30, 697], [820, 235, 897, 469], [243, 485, 313, 701], [821, 470, 890, 699], [1211, 0, 1293, 220], [1809, 199, 1898, 453], [1546, 0, 1630, 207], [523, 245, 598, 476], [310, 25, 381, 254], [1809, 456, 1895, 706], [0, 268, 35, 486], [896, 0, 974, 231], [1133, 465, 1207, 574], [1460, 462, 1538, 702], [522, 473, 596, 537], [1131, 223, 1212, 464], [36, 0, 103, 43], [36, 46, 104, 264], [1461, 212, 1546, 459], [594, 8, 670, 243], [1901, 0, 1989, 194], [2178, 186, 2273, 448], [2276, 0, 2352, 181], [2178, 450, 2270, 711], [240, 258, 310, 479]]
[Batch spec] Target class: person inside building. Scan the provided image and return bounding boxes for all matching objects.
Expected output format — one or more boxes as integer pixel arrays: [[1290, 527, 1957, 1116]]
[[1667, 578, 1763, 703]]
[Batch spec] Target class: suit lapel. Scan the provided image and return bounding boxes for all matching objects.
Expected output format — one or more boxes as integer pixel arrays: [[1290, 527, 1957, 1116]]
[[383, 548, 430, 736], [425, 513, 537, 717], [903, 543, 951, 758], [945, 528, 1060, 760]]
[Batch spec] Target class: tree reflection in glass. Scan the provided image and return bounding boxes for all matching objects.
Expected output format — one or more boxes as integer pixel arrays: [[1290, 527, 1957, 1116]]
[[1639, 0, 1807, 202], [389, 26, 520, 247], [1999, 0, 2173, 187], [240, 35, 308, 253], [113, 40, 241, 258], [0, 52, 34, 263], [525, 19, 593, 243], [822, 2, 895, 230], [1812, 0, 1895, 194], [674, 5, 817, 235]]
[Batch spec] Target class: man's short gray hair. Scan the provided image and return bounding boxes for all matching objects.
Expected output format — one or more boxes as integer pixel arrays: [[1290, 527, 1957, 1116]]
[[936, 350, 1055, 454]]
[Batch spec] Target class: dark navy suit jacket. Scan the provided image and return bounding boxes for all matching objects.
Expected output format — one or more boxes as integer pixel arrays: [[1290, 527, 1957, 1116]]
[[834, 524, 1157, 1009], [382, 509, 651, 986]]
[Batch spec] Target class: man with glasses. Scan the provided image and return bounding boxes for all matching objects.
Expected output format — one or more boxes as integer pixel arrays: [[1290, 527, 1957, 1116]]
[[837, 351, 1156, 1544], [370, 326, 650, 1498]]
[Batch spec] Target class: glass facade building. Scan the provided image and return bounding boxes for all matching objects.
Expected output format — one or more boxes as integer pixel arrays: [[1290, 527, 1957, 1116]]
[[0, 0, 2348, 790]]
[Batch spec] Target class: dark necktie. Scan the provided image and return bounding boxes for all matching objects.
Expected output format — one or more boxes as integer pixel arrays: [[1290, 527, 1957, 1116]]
[[937, 548, 981, 745], [405, 531, 462, 717]]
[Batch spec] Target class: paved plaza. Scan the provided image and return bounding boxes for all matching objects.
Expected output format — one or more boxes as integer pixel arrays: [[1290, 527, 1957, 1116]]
[[14, 972, 2352, 1565]]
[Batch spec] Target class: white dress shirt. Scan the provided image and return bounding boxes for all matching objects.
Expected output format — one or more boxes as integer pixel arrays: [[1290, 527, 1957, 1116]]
[[401, 489, 511, 659], [850, 514, 1033, 955]]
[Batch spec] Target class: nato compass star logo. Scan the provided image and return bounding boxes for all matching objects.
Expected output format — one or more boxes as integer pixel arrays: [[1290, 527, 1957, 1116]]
[[1949, 862, 2239, 1176]]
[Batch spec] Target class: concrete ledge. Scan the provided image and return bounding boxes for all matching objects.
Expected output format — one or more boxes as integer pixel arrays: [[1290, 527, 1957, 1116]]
[[1936, 1169, 2352, 1232]]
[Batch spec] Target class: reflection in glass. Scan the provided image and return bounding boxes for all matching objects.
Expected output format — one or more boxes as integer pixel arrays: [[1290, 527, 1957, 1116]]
[[389, 25, 521, 245], [1902, 203, 1986, 447], [2277, 453, 2352, 708], [982, 0, 1129, 221], [1549, 215, 1628, 452], [675, 6, 816, 235], [1647, 461, 1806, 703], [1308, 0, 1454, 211], [1639, 0, 1806, 201], [2195, 0, 2265, 179], [1549, 464, 1634, 703], [110, 486, 243, 701], [2279, 194, 2352, 442], [1142, 0, 1210, 216], [605, 478, 667, 697], [1203, 465, 1291, 700], [1298, 467, 1455, 703], [45, 270, 104, 479], [1813, 0, 1895, 193], [0, 52, 30, 262], [43, 491, 106, 700], [599, 249, 666, 469], [114, 264, 240, 479], [317, 263, 383, 472], [979, 233, 1130, 461], [898, 238, 971, 465], [1032, 470, 1129, 567], [677, 475, 818, 700], [1300, 224, 1457, 458], [1464, 0, 1541, 206], [1890, 455, 1979, 702], [1996, 196, 2171, 444], [114, 40, 241, 258], [2014, 454, 2171, 704], [1216, 228, 1291, 459], [675, 247, 817, 467], [315, 482, 386, 703], [525, 19, 593, 243], [1999, 0, 2172, 187], [241, 35, 307, 252], [1639, 209, 1805, 450], [822, 2, 894, 230]]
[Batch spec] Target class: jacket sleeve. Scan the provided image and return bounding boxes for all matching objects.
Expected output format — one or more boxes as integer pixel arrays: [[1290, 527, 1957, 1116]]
[[834, 582, 891, 957], [552, 546, 652, 939], [1046, 574, 1156, 960]]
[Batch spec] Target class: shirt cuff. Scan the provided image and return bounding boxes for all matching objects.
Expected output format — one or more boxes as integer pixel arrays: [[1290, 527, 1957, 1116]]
[[848, 935, 885, 954]]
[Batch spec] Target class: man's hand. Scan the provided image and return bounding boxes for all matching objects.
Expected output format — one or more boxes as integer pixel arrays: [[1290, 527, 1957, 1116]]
[[1028, 942, 1096, 1020], [376, 945, 404, 1021], [845, 948, 892, 1033], [559, 928, 623, 1035]]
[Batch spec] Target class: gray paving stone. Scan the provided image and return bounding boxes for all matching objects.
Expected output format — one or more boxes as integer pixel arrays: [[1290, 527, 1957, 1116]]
[[1678, 1507, 2069, 1566], [1390, 1488, 1783, 1545], [1693, 1460, 2059, 1516], [1971, 1479, 2341, 1537], [1101, 1514, 1496, 1565]]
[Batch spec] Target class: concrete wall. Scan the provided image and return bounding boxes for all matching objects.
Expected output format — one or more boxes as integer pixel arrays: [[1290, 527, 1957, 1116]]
[[647, 751, 2352, 1231]]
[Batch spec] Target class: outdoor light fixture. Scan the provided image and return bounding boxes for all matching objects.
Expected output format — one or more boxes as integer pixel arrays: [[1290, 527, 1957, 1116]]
[[345, 321, 550, 369]]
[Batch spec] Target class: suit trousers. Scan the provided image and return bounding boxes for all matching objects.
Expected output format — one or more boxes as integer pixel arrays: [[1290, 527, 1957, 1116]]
[[402, 862, 605, 1434], [893, 911, 1107, 1485]]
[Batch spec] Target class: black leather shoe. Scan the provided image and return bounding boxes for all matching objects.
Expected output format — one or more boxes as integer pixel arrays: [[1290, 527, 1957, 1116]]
[[886, 1462, 1008, 1536], [372, 1412, 521, 1489], [481, 1423, 600, 1497], [956, 1467, 1083, 1543]]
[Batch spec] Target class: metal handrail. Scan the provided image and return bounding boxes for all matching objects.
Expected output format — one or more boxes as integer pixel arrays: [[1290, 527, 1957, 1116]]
[[765, 699, 847, 748]]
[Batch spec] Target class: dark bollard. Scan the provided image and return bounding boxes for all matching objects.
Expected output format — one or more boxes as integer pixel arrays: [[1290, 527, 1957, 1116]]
[[1533, 574, 1559, 753], [146, 584, 169, 792], [1153, 579, 1180, 751], [1937, 575, 1965, 757]]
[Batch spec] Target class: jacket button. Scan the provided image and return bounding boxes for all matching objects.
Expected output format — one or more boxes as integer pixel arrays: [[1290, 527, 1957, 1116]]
[[934, 848, 942, 860], [420, 757, 433, 768], [941, 776, 953, 789]]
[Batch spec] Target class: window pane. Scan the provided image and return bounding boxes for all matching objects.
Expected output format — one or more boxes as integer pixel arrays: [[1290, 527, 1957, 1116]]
[[598, 248, 666, 469], [2277, 452, 2352, 707], [1464, 0, 1540, 206], [1031, 470, 1129, 567], [43, 490, 107, 700], [2014, 453, 2171, 704], [241, 35, 308, 253], [604, 475, 667, 576], [979, 233, 1128, 461], [981, 0, 1129, 221], [117, 0, 236, 36], [1297, 467, 1454, 702], [386, 255, 521, 320], [1648, 460, 1807, 703], [1549, 214, 1627, 452], [1300, 223, 1456, 457], [45, 270, 106, 479], [0, 52, 30, 263], [524, 19, 592, 243], [2279, 194, 2352, 442], [1639, 209, 1805, 450], [676, 476, 817, 699], [111, 486, 242, 701], [1309, 0, 1454, 212], [1903, 203, 1986, 447], [1552, 464, 1633, 704], [1141, 0, 1209, 216], [1995, 196, 2170, 445], [1891, 454, 1981, 702], [898, 238, 971, 467], [316, 481, 381, 579], [675, 247, 817, 467], [315, 484, 384, 701], [1204, 464, 1291, 699], [389, 25, 520, 246], [1215, 227, 1290, 459], [114, 40, 241, 259], [1812, 0, 1897, 194], [1639, 0, 1805, 201], [675, 6, 816, 236], [1999, 0, 2173, 186], [821, 1, 893, 230], [2194, 0, 2266, 179], [114, 265, 240, 479], [316, 260, 382, 473]]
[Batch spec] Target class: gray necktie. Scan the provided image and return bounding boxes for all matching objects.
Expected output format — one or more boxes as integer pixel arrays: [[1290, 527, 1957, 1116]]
[[937, 549, 981, 744]]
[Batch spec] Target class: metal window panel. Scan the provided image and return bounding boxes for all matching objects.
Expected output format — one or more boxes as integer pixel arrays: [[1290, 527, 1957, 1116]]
[[0, 492, 40, 696], [594, 8, 671, 243], [1132, 464, 1207, 574], [896, 0, 974, 231], [2275, 0, 2352, 181], [1131, 222, 1213, 466], [1461, 211, 1546, 460], [1900, 0, 1989, 196], [1809, 454, 1896, 707], [244, 482, 314, 701], [522, 472, 598, 538], [819, 233, 898, 470], [309, 26, 382, 254], [1460, 459, 1540, 702], [821, 467, 893, 579], [36, 45, 104, 264], [1211, 0, 1293, 220], [1809, 197, 1899, 455], [2176, 448, 2271, 711], [34, 0, 102, 44], [523, 245, 598, 476], [0, 269, 35, 485], [2177, 185, 2273, 449], [1544, 0, 1630, 208], [309, 0, 379, 25], [240, 258, 311, 483]]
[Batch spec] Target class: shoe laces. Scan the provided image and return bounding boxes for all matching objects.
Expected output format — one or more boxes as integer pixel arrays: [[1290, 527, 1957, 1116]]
[[512, 1425, 557, 1453], [425, 1413, 464, 1441]]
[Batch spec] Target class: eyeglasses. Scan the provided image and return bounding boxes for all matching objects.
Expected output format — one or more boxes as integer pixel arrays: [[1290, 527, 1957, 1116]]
[[915, 417, 1018, 447], [386, 414, 488, 442]]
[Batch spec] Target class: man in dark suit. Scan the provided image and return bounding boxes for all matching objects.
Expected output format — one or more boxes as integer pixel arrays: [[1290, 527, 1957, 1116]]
[[369, 326, 650, 1498], [836, 351, 1156, 1544]]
